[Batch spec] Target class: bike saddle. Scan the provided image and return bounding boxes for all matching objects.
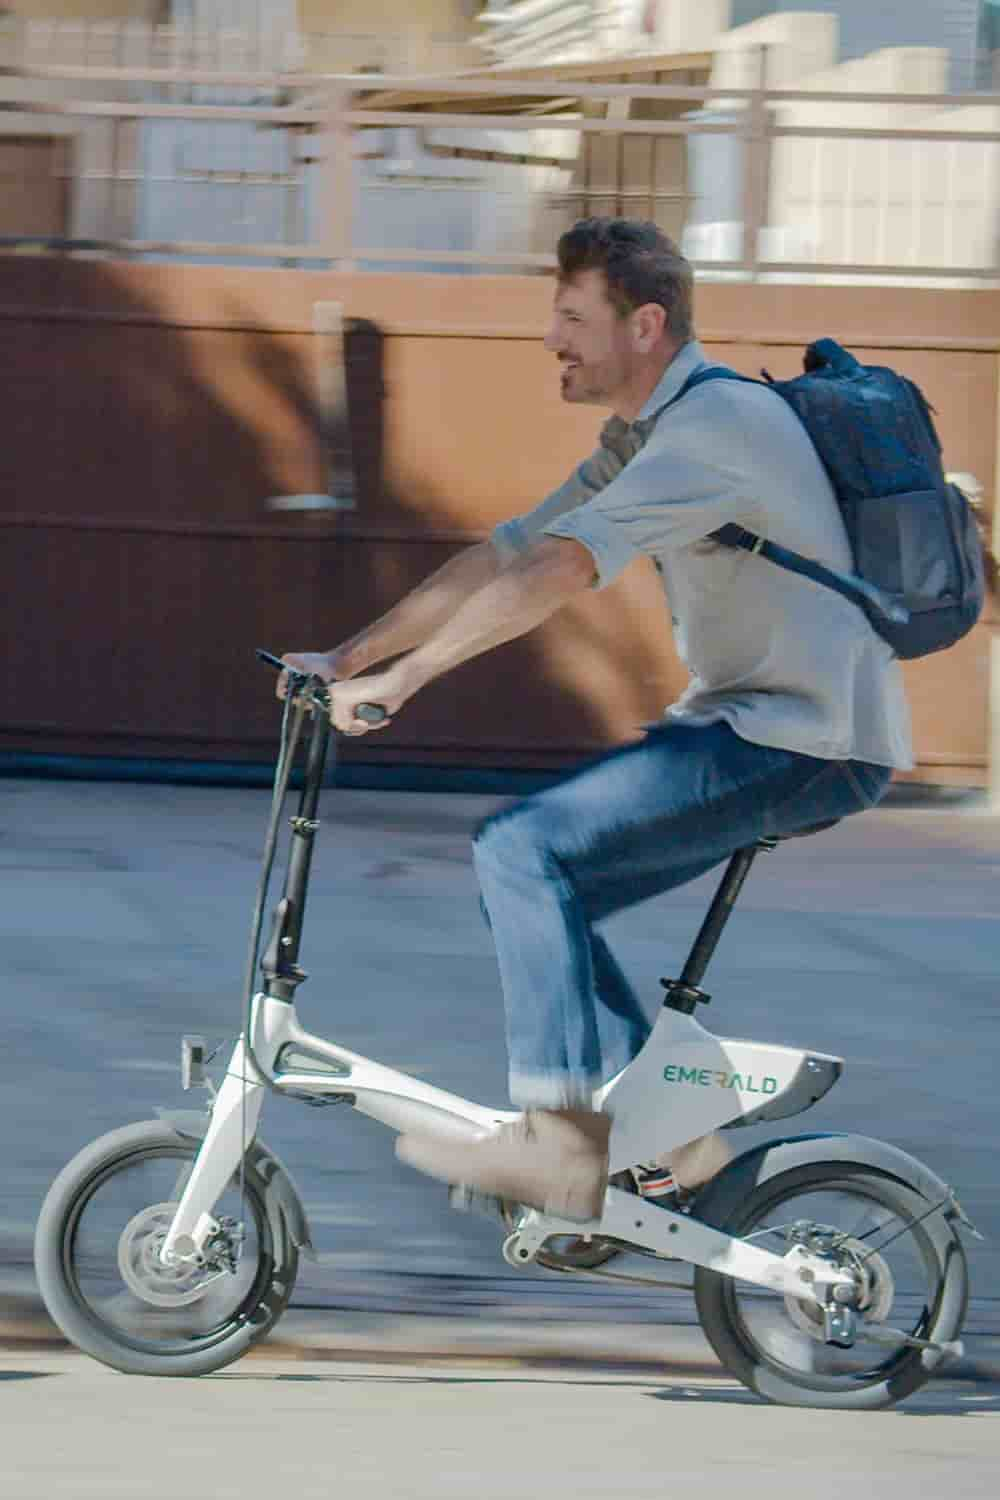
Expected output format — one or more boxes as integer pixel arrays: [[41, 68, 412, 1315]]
[[770, 817, 841, 842]]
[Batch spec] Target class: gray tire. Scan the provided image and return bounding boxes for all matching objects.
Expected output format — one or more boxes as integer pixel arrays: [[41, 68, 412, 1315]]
[[693, 1160, 968, 1409], [34, 1120, 298, 1377]]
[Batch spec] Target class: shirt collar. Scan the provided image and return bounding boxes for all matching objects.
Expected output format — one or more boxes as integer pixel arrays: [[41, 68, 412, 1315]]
[[599, 340, 708, 450], [635, 339, 708, 424]]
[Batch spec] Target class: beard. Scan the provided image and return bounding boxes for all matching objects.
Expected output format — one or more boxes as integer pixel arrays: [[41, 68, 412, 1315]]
[[560, 362, 606, 403]]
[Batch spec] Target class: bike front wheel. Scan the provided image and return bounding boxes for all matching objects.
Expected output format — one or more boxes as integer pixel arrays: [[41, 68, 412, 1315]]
[[693, 1162, 968, 1409], [34, 1120, 298, 1376]]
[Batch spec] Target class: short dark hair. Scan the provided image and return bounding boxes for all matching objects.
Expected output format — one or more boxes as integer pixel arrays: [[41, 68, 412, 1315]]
[[556, 217, 694, 342]]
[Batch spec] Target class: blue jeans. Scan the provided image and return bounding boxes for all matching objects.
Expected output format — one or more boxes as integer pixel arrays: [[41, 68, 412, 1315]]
[[472, 722, 891, 1108]]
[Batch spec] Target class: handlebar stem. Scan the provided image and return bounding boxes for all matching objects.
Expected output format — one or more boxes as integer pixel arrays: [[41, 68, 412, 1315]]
[[260, 700, 332, 1001]]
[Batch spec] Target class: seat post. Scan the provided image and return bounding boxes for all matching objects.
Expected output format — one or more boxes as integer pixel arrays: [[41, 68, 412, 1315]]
[[661, 840, 773, 1014]]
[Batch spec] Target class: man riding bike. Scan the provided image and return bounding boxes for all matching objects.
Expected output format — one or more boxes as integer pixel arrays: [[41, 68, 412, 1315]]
[[281, 217, 908, 1222]]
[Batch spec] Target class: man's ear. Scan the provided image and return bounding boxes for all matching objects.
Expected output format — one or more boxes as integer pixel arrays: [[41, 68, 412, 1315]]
[[633, 302, 667, 351]]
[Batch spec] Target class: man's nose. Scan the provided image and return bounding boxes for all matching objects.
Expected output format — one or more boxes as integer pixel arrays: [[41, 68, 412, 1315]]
[[543, 323, 561, 353]]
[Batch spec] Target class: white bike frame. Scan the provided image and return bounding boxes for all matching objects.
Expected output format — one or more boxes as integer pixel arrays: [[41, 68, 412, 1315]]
[[159, 994, 852, 1309]]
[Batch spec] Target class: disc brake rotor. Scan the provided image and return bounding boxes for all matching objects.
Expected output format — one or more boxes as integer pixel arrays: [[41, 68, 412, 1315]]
[[783, 1233, 895, 1341], [117, 1203, 223, 1308]]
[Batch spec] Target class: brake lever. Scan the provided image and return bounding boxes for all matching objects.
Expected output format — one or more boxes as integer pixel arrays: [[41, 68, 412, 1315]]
[[256, 647, 316, 696]]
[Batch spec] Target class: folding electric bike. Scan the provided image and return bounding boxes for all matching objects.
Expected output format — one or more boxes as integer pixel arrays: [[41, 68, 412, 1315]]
[[34, 654, 975, 1408]]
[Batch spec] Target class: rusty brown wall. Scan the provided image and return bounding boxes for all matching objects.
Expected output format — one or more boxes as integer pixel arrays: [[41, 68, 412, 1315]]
[[0, 260, 993, 782]]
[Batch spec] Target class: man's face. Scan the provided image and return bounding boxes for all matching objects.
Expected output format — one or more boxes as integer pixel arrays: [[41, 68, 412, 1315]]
[[544, 268, 638, 407]]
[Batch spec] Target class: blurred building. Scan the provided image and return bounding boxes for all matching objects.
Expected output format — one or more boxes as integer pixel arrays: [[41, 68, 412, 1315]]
[[478, 2, 1000, 89], [3, 1, 1000, 276], [727, 1, 993, 92], [730, 2, 997, 88], [688, 7, 1000, 274]]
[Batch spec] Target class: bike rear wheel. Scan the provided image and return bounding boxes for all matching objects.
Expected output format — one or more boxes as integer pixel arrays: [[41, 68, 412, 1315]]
[[694, 1163, 967, 1409], [34, 1120, 298, 1376]]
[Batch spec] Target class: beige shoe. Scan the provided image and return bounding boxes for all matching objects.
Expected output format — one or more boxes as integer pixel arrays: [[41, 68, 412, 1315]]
[[662, 1131, 732, 1192], [396, 1108, 611, 1223]]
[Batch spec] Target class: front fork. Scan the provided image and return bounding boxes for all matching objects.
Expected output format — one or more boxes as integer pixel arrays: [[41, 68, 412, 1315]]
[[159, 1038, 265, 1267]]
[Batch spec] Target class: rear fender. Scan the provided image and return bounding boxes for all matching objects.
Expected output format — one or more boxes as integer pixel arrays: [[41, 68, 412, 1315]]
[[691, 1131, 979, 1243], [156, 1107, 317, 1261]]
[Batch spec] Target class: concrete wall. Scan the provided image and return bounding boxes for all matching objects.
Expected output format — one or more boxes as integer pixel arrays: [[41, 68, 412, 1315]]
[[728, 1, 984, 91], [766, 46, 1000, 271], [690, 18, 1000, 274]]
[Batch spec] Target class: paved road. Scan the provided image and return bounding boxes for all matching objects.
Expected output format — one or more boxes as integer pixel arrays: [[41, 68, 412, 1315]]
[[3, 1347, 999, 1500], [2, 773, 998, 1376]]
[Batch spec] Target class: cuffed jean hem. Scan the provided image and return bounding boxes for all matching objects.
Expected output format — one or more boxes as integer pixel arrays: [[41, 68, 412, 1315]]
[[508, 1069, 606, 1111]]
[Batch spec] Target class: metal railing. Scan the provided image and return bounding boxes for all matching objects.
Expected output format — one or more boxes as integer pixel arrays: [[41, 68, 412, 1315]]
[[4, 46, 1000, 281]]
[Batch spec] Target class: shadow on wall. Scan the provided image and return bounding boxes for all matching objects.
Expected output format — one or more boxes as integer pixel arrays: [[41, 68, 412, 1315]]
[[0, 264, 671, 775], [263, 312, 681, 773]]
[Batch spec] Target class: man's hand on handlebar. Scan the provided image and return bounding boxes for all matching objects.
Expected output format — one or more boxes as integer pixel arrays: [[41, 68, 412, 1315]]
[[276, 651, 403, 734], [326, 672, 405, 735], [277, 650, 352, 700]]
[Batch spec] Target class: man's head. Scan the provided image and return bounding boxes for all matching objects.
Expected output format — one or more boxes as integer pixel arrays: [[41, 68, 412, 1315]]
[[544, 217, 694, 419]]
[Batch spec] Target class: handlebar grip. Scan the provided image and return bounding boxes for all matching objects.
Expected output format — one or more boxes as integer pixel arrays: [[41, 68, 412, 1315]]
[[354, 703, 388, 725]]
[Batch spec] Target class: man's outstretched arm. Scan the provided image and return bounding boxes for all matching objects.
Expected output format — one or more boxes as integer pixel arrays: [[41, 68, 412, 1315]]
[[281, 540, 505, 687], [326, 536, 596, 734]]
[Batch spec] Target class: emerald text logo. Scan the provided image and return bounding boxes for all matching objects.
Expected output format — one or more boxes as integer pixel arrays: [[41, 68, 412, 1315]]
[[663, 1063, 779, 1096]]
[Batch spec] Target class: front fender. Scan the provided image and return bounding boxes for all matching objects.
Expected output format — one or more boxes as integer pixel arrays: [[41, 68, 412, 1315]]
[[156, 1107, 317, 1262], [693, 1131, 978, 1241]]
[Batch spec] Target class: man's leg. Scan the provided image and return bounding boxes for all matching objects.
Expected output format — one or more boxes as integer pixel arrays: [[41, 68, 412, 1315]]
[[397, 724, 887, 1217], [470, 724, 802, 1107]]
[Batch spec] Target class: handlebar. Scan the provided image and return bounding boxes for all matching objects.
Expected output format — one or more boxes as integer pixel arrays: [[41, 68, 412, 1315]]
[[255, 649, 388, 725]]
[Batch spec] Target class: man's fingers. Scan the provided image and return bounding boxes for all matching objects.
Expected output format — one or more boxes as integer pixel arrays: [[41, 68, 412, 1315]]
[[276, 653, 314, 700], [330, 709, 392, 736]]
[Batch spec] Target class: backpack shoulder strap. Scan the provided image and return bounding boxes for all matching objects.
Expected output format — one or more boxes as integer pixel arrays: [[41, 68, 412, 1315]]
[[662, 364, 908, 630], [714, 525, 908, 627], [661, 364, 759, 412]]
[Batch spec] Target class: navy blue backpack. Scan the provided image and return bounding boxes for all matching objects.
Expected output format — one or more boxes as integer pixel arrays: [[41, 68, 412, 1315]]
[[672, 339, 986, 659]]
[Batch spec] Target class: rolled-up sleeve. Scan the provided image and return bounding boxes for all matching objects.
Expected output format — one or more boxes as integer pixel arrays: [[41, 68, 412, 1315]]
[[491, 434, 628, 565], [541, 422, 752, 590]]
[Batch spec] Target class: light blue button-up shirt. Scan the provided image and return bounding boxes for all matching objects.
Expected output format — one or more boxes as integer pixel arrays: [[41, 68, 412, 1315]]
[[492, 340, 912, 769]]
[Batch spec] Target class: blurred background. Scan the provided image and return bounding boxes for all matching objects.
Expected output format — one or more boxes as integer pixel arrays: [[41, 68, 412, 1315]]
[[0, 1, 998, 1366], [0, 0, 997, 788]]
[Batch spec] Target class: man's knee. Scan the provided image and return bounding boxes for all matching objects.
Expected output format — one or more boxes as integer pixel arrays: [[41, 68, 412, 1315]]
[[472, 801, 547, 875]]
